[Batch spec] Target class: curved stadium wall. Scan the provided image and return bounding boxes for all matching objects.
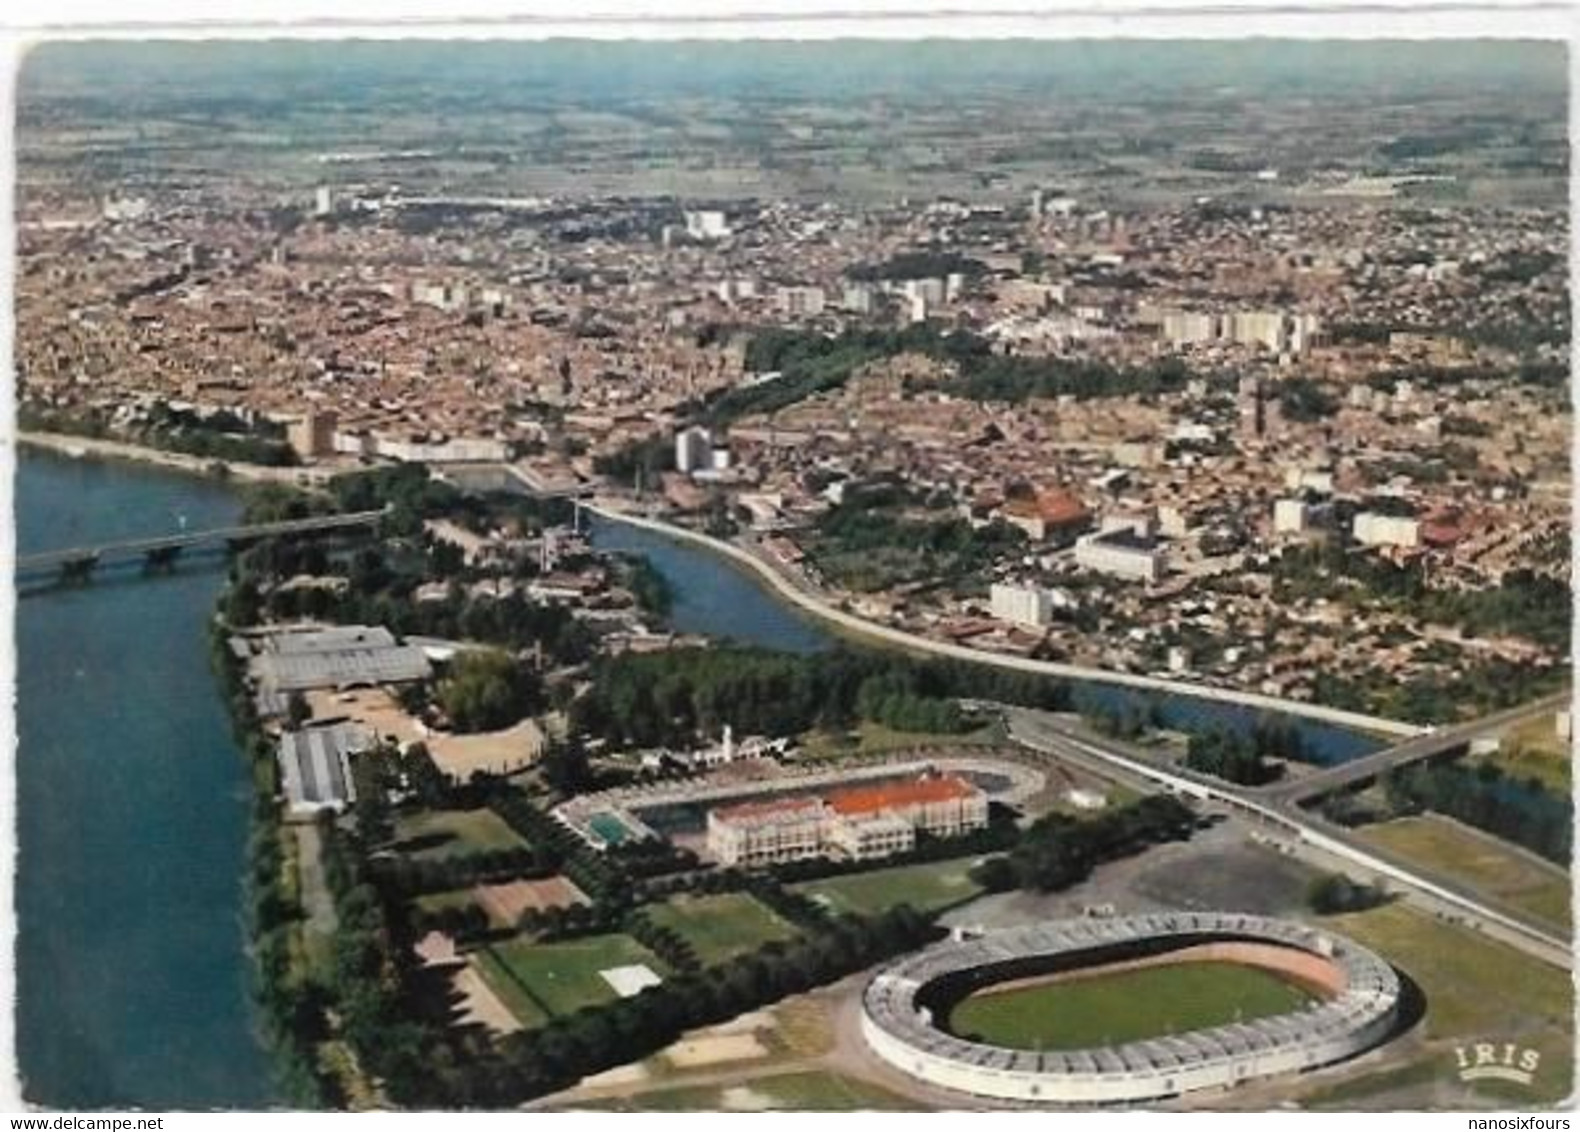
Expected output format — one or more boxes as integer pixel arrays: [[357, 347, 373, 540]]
[[860, 911, 1401, 1105]]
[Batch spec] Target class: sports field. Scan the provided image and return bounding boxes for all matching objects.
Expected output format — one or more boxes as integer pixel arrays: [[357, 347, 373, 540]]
[[476, 932, 669, 1027], [1355, 814, 1570, 930], [394, 808, 528, 859], [645, 893, 801, 966], [791, 858, 982, 916], [947, 961, 1314, 1050]]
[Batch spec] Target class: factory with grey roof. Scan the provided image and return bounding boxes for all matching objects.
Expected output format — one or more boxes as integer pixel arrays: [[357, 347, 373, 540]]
[[277, 722, 375, 819], [231, 624, 433, 717]]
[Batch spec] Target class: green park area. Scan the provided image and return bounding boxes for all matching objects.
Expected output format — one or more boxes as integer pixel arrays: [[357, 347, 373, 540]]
[[1478, 714, 1572, 795], [947, 961, 1314, 1051], [797, 718, 1000, 761], [393, 808, 528, 859], [569, 1069, 922, 1111], [476, 933, 669, 1028], [791, 857, 981, 916], [1356, 815, 1570, 930], [1310, 903, 1574, 1106], [644, 893, 802, 967]]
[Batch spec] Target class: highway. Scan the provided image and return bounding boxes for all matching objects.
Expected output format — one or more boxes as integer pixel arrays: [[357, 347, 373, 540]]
[[1000, 705, 1572, 970], [584, 504, 1429, 738], [17, 509, 386, 573]]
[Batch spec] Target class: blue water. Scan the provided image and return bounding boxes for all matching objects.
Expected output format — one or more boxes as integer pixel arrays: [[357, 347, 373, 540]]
[[16, 450, 277, 1108], [588, 516, 828, 655], [586, 514, 1388, 765]]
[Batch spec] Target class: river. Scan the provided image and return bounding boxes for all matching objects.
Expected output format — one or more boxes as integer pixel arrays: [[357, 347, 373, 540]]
[[16, 450, 277, 1108], [12, 455, 1382, 1108], [585, 514, 1386, 766]]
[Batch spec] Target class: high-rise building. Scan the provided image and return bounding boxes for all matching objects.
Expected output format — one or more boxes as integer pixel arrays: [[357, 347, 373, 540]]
[[1238, 376, 1266, 438], [675, 425, 713, 474], [288, 408, 338, 460], [776, 286, 826, 318], [990, 582, 1056, 628], [313, 186, 334, 217], [1161, 310, 1219, 346]]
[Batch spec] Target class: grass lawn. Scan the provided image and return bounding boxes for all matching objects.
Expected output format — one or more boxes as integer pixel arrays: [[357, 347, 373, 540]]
[[797, 719, 999, 761], [1355, 814, 1570, 930], [791, 858, 982, 916], [645, 893, 801, 967], [477, 933, 669, 1024], [949, 962, 1314, 1050], [1301, 1057, 1443, 1108], [471, 949, 553, 1030], [1321, 902, 1574, 1104], [393, 808, 527, 859], [571, 1069, 923, 1111], [415, 887, 482, 915]]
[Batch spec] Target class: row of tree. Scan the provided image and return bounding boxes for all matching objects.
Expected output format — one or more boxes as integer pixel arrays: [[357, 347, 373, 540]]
[[210, 621, 345, 1106], [1183, 727, 1286, 786], [972, 794, 1199, 892], [569, 644, 1073, 751]]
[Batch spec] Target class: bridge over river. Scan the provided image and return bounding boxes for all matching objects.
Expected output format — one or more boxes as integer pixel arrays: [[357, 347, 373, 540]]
[[17, 510, 385, 581]]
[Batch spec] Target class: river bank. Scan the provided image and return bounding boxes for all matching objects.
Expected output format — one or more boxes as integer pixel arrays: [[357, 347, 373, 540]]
[[583, 503, 1424, 743], [18, 429, 338, 486]]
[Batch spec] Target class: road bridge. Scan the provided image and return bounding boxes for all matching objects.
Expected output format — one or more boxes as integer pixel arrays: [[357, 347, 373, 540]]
[[1260, 691, 1572, 807], [999, 705, 1571, 969], [17, 510, 385, 581]]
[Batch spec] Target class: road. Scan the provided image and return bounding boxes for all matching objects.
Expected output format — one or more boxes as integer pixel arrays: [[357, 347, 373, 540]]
[[1000, 706, 1571, 969], [1260, 690, 1573, 806], [584, 504, 1426, 738]]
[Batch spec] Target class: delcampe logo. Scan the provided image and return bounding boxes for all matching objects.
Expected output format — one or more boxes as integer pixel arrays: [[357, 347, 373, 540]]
[[1454, 1041, 1542, 1086]]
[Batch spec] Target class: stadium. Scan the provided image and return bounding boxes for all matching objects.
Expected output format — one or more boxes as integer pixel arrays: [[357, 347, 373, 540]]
[[861, 912, 1402, 1105]]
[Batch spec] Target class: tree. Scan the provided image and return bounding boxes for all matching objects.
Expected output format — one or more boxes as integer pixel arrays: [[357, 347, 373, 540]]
[[435, 649, 542, 733], [543, 736, 592, 795], [286, 691, 312, 728]]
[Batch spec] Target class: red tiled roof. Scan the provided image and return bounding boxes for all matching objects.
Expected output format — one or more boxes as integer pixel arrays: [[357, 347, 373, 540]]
[[1004, 489, 1090, 526], [826, 774, 978, 816]]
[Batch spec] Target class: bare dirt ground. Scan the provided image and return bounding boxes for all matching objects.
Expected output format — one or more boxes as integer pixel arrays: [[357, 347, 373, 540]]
[[428, 717, 546, 779], [453, 960, 523, 1037], [474, 876, 588, 926]]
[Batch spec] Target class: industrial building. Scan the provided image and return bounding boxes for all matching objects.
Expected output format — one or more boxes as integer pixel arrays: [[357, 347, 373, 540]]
[[277, 722, 374, 819], [239, 625, 433, 715], [1074, 527, 1166, 583], [1352, 513, 1422, 549]]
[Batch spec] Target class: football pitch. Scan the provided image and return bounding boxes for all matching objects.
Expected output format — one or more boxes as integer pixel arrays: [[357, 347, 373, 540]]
[[476, 933, 670, 1027], [948, 961, 1315, 1050], [645, 892, 801, 966]]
